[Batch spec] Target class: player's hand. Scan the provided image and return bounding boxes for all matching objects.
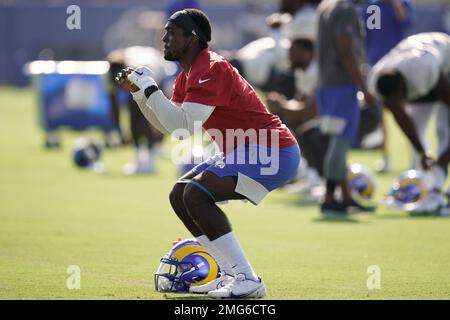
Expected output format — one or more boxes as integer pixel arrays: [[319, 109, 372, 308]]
[[420, 152, 435, 171], [266, 92, 286, 114], [362, 89, 377, 108], [115, 67, 140, 93], [127, 66, 157, 91]]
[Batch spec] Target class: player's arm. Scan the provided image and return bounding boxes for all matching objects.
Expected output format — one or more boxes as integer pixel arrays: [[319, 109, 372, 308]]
[[383, 98, 433, 168], [126, 67, 215, 136], [146, 91, 215, 135], [114, 68, 170, 135], [336, 35, 375, 107], [434, 73, 450, 167], [130, 89, 171, 135], [266, 92, 317, 128]]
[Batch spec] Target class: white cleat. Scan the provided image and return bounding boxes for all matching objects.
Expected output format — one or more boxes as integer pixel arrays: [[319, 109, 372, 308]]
[[207, 273, 266, 299], [409, 190, 445, 215], [189, 273, 234, 294]]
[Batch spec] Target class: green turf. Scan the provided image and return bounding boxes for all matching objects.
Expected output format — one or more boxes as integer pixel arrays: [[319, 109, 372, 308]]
[[0, 86, 449, 300]]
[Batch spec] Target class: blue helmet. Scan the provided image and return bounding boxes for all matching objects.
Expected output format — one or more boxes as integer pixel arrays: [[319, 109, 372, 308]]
[[72, 138, 101, 168], [385, 170, 428, 210], [154, 239, 220, 293], [347, 163, 376, 201]]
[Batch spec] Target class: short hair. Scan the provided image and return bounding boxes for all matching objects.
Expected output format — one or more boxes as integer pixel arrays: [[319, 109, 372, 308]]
[[376, 71, 404, 98], [291, 37, 315, 53], [184, 9, 212, 49]]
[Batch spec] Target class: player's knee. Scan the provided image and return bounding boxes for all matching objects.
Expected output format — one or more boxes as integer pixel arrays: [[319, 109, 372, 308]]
[[169, 184, 185, 211], [182, 182, 211, 211]]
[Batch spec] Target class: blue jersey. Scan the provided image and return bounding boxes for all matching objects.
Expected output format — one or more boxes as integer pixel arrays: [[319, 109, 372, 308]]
[[362, 0, 415, 66]]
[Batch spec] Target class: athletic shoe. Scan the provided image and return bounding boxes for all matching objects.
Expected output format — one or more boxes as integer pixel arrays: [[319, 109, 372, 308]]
[[189, 273, 234, 294], [320, 202, 348, 216], [345, 200, 376, 213], [207, 273, 266, 299], [409, 189, 445, 215]]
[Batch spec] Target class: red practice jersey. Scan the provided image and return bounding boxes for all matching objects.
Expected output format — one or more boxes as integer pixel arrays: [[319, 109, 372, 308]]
[[171, 49, 297, 153]]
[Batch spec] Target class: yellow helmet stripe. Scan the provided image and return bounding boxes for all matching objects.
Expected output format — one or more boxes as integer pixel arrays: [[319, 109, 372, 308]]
[[171, 244, 207, 261]]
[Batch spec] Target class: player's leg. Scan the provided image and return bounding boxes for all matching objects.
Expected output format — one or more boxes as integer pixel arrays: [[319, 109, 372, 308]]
[[405, 102, 434, 169], [169, 159, 236, 292], [107, 62, 126, 146], [182, 170, 264, 298], [107, 90, 123, 145], [436, 73, 450, 170], [433, 103, 450, 192], [169, 170, 204, 237], [298, 127, 328, 176], [183, 144, 300, 298], [124, 98, 158, 174], [284, 127, 325, 195], [436, 74, 450, 214], [318, 85, 366, 214], [376, 108, 392, 173], [322, 134, 351, 211], [410, 103, 449, 215]]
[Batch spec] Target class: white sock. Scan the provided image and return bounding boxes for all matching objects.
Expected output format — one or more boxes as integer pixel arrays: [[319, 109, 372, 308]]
[[212, 232, 259, 281], [196, 235, 233, 276]]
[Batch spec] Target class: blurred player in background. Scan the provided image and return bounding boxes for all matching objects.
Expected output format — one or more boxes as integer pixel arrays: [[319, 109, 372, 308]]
[[107, 46, 168, 175], [266, 37, 327, 196], [228, 0, 320, 99], [362, 0, 415, 172], [368, 32, 450, 215], [227, 0, 321, 195], [269, 0, 320, 40], [115, 9, 300, 298], [316, 0, 376, 215]]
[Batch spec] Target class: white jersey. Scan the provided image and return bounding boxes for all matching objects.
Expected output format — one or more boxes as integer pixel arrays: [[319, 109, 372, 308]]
[[294, 60, 318, 97], [368, 32, 450, 101], [235, 36, 291, 87], [282, 4, 318, 40]]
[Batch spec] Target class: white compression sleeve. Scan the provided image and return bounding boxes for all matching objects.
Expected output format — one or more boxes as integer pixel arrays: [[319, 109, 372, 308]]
[[146, 90, 215, 136], [131, 90, 170, 135]]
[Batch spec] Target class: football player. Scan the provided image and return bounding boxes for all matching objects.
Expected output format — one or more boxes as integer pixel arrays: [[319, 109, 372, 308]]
[[107, 46, 168, 174], [266, 37, 326, 195], [368, 32, 450, 214], [115, 9, 300, 298]]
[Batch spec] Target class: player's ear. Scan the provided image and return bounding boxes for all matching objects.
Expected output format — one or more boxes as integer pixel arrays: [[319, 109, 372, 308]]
[[189, 35, 200, 48]]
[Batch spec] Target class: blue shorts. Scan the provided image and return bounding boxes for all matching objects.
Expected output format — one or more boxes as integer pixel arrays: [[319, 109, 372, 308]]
[[191, 144, 301, 205], [317, 84, 360, 141]]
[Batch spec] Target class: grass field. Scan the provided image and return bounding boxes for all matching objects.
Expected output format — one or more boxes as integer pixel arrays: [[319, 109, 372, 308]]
[[1, 86, 449, 300]]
